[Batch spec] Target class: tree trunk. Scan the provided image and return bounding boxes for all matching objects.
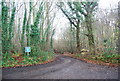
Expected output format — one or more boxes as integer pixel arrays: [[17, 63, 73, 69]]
[[85, 14, 95, 55], [2, 2, 9, 53], [76, 20, 80, 52], [0, 1, 1, 55], [50, 29, 55, 51], [8, 4, 16, 52], [118, 1, 120, 54], [26, 2, 32, 46], [21, 7, 27, 53], [46, 2, 50, 50]]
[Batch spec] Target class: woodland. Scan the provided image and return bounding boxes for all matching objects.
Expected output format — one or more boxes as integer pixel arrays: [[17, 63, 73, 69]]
[[0, 0, 120, 68]]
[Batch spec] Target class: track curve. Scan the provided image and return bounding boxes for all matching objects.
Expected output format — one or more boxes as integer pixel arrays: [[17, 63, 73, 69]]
[[2, 55, 118, 79]]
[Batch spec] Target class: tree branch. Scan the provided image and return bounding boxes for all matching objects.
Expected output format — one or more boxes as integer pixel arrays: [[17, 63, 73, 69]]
[[57, 4, 77, 27]]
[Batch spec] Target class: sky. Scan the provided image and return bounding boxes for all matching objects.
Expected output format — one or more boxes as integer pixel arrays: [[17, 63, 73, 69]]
[[99, 0, 119, 9]]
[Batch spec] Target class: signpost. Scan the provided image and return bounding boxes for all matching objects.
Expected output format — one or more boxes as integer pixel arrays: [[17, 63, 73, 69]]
[[25, 47, 31, 56]]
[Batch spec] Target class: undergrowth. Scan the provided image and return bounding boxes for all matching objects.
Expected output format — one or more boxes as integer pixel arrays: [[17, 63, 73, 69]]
[[2, 51, 55, 68], [74, 48, 120, 64]]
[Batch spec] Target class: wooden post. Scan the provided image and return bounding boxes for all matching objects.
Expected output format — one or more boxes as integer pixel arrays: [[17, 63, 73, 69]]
[[27, 52, 29, 56]]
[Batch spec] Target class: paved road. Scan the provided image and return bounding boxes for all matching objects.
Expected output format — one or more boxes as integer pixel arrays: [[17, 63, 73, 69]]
[[2, 55, 118, 79]]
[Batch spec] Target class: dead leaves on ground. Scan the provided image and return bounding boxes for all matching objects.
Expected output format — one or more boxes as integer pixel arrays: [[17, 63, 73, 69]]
[[63, 53, 119, 67]]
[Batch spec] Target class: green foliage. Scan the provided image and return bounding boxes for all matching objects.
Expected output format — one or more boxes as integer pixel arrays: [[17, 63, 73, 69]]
[[30, 45, 55, 60], [21, 56, 42, 65], [103, 48, 116, 54], [73, 47, 119, 64], [3, 53, 13, 61], [1, 2, 16, 53], [2, 51, 55, 67], [98, 48, 119, 63], [30, 2, 44, 45], [96, 53, 119, 64], [2, 1, 56, 68], [2, 53, 15, 67], [41, 51, 55, 62], [30, 45, 40, 57], [30, 25, 40, 45], [2, 2, 9, 53], [74, 54, 81, 58]]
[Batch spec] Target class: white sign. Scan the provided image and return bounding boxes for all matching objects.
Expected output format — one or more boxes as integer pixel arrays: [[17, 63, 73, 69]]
[[25, 47, 31, 52]]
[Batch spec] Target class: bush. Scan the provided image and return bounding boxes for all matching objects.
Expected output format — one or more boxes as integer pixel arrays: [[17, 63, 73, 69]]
[[2, 53, 16, 67]]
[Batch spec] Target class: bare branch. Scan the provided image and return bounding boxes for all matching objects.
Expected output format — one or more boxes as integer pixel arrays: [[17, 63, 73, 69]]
[[57, 4, 77, 27]]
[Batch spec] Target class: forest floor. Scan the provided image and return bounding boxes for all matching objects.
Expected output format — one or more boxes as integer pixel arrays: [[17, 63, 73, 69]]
[[2, 55, 118, 79]]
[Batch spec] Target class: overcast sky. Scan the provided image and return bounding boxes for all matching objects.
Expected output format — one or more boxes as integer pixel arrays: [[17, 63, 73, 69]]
[[99, 0, 119, 9]]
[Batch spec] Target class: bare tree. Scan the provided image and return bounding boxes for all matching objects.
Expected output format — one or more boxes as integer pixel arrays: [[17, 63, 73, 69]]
[[57, 2, 98, 54], [57, 2, 82, 51]]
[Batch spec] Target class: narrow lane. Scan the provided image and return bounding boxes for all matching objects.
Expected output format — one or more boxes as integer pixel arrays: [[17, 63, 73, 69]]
[[2, 56, 118, 79]]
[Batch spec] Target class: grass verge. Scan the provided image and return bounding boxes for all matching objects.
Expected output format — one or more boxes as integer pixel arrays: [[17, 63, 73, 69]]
[[63, 53, 119, 67], [2, 51, 55, 68]]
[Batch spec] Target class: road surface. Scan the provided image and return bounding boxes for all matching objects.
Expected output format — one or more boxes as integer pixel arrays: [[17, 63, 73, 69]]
[[2, 55, 118, 79]]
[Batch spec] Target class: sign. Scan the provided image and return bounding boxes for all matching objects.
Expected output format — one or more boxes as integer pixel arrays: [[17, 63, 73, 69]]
[[25, 47, 31, 52]]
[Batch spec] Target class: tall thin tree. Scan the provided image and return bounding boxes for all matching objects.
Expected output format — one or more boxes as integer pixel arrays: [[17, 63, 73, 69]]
[[118, 1, 120, 54], [21, 4, 27, 52]]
